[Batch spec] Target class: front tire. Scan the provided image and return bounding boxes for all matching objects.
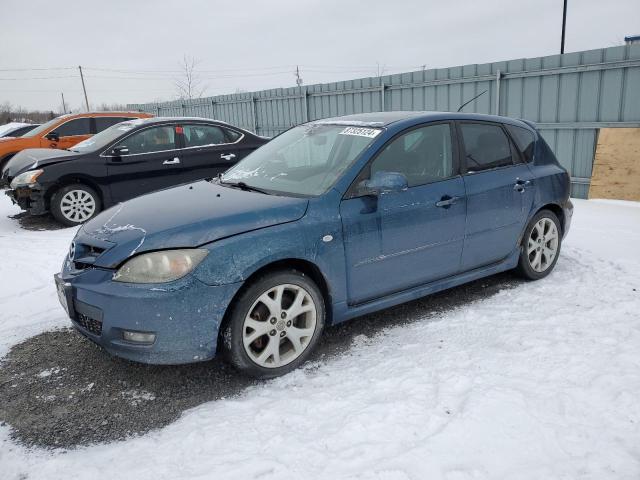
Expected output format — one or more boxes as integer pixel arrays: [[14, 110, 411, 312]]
[[516, 209, 562, 280], [221, 270, 325, 379], [51, 183, 102, 226]]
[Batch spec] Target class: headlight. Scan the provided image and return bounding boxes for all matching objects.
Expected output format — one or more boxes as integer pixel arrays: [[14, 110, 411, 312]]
[[10, 169, 43, 189], [113, 249, 208, 284]]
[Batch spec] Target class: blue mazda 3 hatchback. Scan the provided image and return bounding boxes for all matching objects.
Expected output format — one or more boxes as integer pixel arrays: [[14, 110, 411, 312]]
[[55, 111, 573, 378]]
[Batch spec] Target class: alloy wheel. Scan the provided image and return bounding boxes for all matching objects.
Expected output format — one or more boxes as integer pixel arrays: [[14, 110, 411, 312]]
[[60, 189, 96, 223], [242, 283, 317, 368], [527, 217, 559, 272]]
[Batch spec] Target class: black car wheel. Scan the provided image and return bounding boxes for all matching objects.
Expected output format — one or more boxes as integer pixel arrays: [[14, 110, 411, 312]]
[[516, 209, 562, 280], [51, 183, 102, 227], [220, 270, 325, 379]]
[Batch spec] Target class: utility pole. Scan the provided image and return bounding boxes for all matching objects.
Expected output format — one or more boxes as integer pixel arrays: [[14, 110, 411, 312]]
[[60, 92, 67, 114], [295, 65, 303, 86], [560, 0, 568, 54], [78, 66, 90, 111]]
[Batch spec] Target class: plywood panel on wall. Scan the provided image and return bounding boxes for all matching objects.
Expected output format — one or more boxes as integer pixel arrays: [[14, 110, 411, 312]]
[[589, 128, 640, 201]]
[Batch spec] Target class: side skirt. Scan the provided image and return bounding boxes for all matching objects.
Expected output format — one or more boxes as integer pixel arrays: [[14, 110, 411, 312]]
[[330, 248, 520, 325]]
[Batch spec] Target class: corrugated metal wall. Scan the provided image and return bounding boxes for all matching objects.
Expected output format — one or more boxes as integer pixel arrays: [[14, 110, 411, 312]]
[[129, 45, 640, 199]]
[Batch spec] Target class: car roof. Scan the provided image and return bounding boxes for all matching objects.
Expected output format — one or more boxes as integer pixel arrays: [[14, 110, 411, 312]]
[[122, 116, 242, 129], [314, 111, 535, 129], [62, 111, 151, 118]]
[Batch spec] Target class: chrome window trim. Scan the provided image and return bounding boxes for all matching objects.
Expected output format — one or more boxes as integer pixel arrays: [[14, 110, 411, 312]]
[[99, 122, 246, 158], [99, 124, 179, 158], [180, 123, 245, 149]]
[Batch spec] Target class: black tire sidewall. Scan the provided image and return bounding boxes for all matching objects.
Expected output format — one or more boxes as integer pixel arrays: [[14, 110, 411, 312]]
[[221, 270, 325, 379], [51, 183, 102, 227], [517, 209, 562, 280]]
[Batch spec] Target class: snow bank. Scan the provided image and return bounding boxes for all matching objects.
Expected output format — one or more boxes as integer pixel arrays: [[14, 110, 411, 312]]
[[1, 198, 639, 479]]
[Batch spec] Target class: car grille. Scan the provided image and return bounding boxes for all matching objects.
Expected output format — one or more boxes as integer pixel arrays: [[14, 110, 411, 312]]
[[75, 312, 103, 336]]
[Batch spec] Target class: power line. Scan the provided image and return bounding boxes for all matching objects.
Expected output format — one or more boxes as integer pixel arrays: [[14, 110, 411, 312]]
[[0, 75, 78, 81], [0, 67, 76, 72]]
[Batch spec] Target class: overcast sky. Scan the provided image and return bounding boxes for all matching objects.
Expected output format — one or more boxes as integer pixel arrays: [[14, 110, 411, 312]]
[[1, 0, 638, 112]]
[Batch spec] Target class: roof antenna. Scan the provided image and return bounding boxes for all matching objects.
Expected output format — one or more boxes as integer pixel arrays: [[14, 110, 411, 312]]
[[457, 90, 487, 112]]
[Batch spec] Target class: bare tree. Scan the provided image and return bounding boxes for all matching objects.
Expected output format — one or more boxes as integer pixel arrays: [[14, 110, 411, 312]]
[[0, 102, 12, 124], [0, 102, 58, 123], [174, 55, 207, 100], [96, 102, 127, 111]]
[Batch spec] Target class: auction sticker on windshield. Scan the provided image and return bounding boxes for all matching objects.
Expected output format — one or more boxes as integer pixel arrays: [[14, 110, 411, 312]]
[[339, 126, 381, 138]]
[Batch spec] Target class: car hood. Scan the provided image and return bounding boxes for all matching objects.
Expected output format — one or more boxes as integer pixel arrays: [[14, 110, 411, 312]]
[[78, 180, 309, 268], [2, 148, 80, 179]]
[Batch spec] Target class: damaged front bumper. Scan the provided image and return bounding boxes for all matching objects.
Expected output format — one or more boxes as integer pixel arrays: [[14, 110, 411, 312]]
[[55, 264, 243, 365], [5, 185, 47, 215]]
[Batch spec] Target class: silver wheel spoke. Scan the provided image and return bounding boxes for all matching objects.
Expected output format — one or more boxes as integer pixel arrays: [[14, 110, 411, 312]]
[[257, 337, 280, 364], [286, 290, 313, 319], [258, 285, 284, 316], [287, 327, 314, 353]]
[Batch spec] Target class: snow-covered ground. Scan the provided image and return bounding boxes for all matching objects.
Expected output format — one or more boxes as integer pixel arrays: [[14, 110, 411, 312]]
[[1, 196, 639, 479]]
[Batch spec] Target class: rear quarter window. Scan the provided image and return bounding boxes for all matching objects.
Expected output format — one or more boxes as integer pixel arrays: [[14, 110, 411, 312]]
[[506, 125, 536, 163], [95, 117, 135, 133]]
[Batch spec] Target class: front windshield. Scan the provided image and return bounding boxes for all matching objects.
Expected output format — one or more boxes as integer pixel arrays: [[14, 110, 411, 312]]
[[69, 121, 139, 153], [221, 123, 382, 196], [21, 117, 61, 137]]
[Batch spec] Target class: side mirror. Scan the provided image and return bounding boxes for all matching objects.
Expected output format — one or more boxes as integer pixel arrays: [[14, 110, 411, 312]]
[[45, 131, 60, 142], [111, 146, 130, 156], [359, 171, 408, 196]]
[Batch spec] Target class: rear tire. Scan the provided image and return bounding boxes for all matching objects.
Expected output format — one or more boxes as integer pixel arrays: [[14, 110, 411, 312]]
[[220, 270, 325, 379], [516, 209, 562, 280], [51, 183, 102, 227]]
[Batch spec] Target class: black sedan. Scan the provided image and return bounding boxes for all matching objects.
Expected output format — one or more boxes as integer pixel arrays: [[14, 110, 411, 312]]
[[2, 117, 268, 226]]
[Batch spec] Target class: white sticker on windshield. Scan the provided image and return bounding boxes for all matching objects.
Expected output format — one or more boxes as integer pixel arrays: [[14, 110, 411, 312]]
[[339, 127, 381, 138]]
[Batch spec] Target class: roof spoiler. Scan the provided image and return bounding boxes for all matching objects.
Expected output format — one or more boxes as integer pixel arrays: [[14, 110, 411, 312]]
[[518, 118, 538, 130]]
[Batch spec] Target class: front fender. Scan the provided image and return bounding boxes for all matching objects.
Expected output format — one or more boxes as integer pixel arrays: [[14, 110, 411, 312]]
[[193, 210, 348, 307]]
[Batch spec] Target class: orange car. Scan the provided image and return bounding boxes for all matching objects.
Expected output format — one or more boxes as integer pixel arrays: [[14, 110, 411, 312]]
[[0, 111, 153, 170]]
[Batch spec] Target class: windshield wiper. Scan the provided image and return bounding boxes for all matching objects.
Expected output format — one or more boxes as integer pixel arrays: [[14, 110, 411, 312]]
[[218, 177, 270, 195]]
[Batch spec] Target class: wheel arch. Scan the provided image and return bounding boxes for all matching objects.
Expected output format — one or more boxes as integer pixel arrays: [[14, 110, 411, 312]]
[[217, 257, 333, 343], [44, 175, 105, 209], [534, 203, 565, 235]]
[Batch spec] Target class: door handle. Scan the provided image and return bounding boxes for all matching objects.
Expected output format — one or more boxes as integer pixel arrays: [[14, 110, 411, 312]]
[[163, 157, 180, 165], [513, 178, 531, 192], [220, 153, 236, 161], [435, 195, 461, 208]]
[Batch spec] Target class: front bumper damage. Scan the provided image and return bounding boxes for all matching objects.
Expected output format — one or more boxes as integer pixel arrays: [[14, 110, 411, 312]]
[[55, 264, 243, 365], [5, 185, 47, 215]]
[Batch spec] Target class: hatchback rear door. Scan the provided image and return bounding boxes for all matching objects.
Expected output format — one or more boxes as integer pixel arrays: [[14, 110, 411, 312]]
[[457, 121, 534, 271]]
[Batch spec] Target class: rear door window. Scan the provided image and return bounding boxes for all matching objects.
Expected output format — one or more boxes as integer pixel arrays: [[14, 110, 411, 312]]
[[182, 124, 228, 148], [55, 118, 92, 137], [95, 117, 134, 133], [459, 122, 515, 172]]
